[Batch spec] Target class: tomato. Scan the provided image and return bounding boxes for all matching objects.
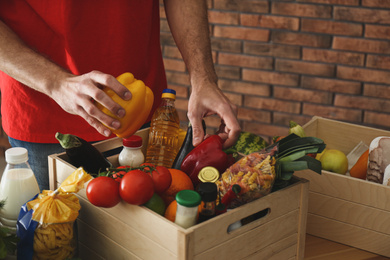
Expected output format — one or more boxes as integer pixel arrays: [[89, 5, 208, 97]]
[[112, 166, 130, 182], [141, 163, 172, 194], [120, 169, 154, 205], [86, 176, 121, 208]]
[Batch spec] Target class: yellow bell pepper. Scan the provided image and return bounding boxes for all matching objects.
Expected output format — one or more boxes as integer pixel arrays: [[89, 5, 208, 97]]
[[96, 72, 154, 138]]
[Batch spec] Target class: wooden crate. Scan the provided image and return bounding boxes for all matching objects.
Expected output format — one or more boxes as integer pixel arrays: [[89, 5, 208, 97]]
[[294, 116, 390, 257], [49, 128, 309, 260]]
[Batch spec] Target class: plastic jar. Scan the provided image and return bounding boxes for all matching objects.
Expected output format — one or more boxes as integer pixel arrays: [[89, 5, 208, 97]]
[[118, 135, 144, 167], [174, 190, 201, 229]]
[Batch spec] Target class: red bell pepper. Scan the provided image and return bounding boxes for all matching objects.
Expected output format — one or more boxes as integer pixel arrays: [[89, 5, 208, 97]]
[[180, 135, 230, 187]]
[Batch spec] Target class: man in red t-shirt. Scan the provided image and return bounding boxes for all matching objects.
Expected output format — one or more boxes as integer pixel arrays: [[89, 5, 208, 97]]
[[0, 0, 240, 190]]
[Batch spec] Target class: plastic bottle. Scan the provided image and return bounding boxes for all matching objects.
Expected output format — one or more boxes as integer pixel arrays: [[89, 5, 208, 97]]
[[118, 135, 145, 167], [175, 190, 201, 229], [0, 147, 40, 230], [197, 182, 218, 223], [146, 89, 180, 168]]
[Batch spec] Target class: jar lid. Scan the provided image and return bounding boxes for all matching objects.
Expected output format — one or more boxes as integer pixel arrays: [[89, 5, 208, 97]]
[[175, 190, 201, 207], [162, 88, 176, 100], [5, 147, 28, 164], [197, 182, 218, 202], [123, 135, 142, 148], [198, 166, 219, 183]]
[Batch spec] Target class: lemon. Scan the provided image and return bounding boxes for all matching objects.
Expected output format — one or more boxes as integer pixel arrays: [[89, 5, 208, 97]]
[[320, 149, 348, 175], [143, 193, 166, 216]]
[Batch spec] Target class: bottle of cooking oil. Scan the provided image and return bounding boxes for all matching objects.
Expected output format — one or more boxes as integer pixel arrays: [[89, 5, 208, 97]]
[[146, 89, 180, 168]]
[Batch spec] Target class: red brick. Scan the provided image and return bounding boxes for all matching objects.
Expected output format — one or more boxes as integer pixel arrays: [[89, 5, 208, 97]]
[[214, 26, 269, 41], [215, 65, 240, 80], [168, 84, 189, 99], [302, 103, 362, 122], [208, 10, 239, 25], [243, 121, 288, 140], [301, 19, 362, 36], [364, 84, 390, 99], [163, 58, 186, 72], [337, 66, 390, 85], [163, 46, 182, 59], [334, 7, 390, 24], [274, 86, 333, 104], [240, 14, 299, 30], [160, 19, 170, 32], [224, 92, 243, 106], [297, 0, 359, 5], [219, 79, 271, 97], [177, 110, 188, 123], [301, 76, 361, 94], [273, 112, 313, 130], [243, 69, 299, 86], [218, 53, 273, 70], [302, 48, 364, 66], [244, 96, 301, 113], [165, 71, 190, 86], [333, 37, 390, 54], [272, 2, 331, 18], [362, 0, 390, 8], [334, 94, 390, 113], [211, 38, 242, 53], [275, 59, 335, 77], [175, 98, 189, 112], [244, 42, 301, 59], [160, 32, 176, 46], [272, 31, 332, 48], [364, 111, 390, 129], [366, 25, 390, 40], [214, 0, 269, 13], [366, 55, 390, 70], [237, 107, 271, 123], [203, 116, 223, 130]]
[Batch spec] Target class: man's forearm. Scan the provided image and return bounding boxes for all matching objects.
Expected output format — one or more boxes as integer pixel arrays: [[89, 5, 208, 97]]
[[164, 0, 217, 87], [0, 20, 69, 95]]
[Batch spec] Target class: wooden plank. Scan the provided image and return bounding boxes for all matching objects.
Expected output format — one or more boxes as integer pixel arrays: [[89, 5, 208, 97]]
[[306, 214, 390, 257], [194, 210, 300, 260], [78, 242, 104, 260], [307, 192, 390, 233], [296, 178, 309, 259]]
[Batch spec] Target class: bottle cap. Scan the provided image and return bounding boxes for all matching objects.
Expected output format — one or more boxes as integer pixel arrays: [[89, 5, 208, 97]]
[[123, 135, 143, 148], [198, 166, 219, 183], [162, 88, 176, 100], [197, 182, 218, 202], [175, 190, 201, 207], [5, 147, 28, 164]]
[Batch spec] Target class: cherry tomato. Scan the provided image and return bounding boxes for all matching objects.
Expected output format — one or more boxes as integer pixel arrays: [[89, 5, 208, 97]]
[[112, 166, 130, 182], [120, 169, 154, 205], [141, 163, 172, 194], [86, 176, 121, 208]]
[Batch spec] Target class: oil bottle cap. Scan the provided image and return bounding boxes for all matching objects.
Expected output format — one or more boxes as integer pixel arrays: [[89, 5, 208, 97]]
[[162, 89, 176, 100], [198, 166, 219, 183], [5, 147, 28, 164], [197, 182, 218, 202], [175, 190, 201, 207], [123, 135, 143, 148]]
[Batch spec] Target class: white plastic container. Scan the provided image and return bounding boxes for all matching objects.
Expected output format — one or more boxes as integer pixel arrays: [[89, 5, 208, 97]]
[[174, 190, 201, 229], [0, 147, 39, 229], [118, 135, 145, 167]]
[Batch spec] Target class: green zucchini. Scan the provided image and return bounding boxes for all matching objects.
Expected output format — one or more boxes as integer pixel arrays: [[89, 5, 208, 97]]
[[55, 132, 111, 176]]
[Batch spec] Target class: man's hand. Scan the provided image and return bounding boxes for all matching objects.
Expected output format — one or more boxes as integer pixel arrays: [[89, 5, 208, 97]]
[[187, 80, 241, 149], [51, 70, 131, 137]]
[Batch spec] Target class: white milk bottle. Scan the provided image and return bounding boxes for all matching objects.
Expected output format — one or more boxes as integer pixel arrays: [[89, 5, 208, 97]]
[[0, 147, 40, 230]]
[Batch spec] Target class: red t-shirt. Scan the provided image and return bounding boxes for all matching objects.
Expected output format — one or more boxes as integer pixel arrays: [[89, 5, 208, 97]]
[[0, 0, 166, 143]]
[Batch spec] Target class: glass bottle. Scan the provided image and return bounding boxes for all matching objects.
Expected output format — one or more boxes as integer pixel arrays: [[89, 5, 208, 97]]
[[0, 147, 39, 230], [175, 190, 201, 229], [197, 182, 218, 223], [118, 135, 144, 167], [146, 89, 180, 168]]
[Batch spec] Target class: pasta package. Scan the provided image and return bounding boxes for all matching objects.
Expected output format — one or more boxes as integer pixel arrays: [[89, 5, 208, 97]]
[[17, 167, 92, 260]]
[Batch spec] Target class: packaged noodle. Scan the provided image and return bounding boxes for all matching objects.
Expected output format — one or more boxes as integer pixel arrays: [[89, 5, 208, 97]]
[[17, 167, 92, 260], [216, 147, 277, 210]]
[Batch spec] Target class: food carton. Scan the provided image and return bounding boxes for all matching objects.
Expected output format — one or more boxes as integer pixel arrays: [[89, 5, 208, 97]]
[[49, 128, 309, 260], [295, 116, 390, 257]]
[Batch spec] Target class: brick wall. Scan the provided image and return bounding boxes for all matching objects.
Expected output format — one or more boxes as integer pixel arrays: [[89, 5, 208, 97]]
[[160, 0, 390, 143]]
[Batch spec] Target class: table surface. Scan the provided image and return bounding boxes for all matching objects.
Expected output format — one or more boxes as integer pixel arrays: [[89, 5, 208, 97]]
[[304, 234, 389, 259]]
